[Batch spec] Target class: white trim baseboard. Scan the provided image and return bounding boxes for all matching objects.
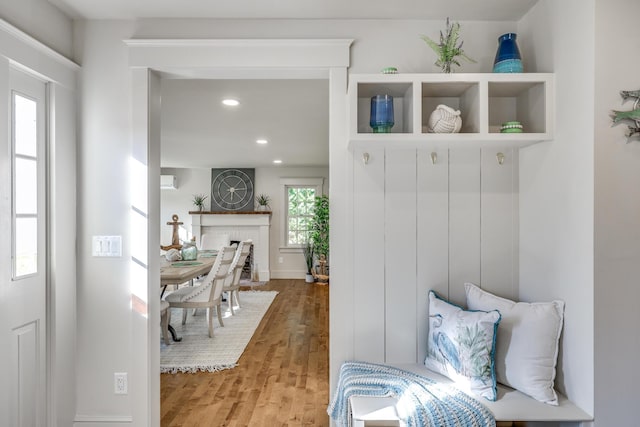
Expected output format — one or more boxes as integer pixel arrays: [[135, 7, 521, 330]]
[[74, 414, 133, 423], [270, 270, 307, 279]]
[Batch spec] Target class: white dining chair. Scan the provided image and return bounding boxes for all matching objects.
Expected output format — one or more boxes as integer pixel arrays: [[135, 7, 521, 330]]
[[223, 239, 252, 315], [164, 246, 235, 338], [160, 300, 171, 345]]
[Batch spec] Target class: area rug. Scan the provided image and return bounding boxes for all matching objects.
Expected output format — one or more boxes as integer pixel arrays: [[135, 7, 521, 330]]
[[160, 290, 278, 373], [239, 278, 267, 287]]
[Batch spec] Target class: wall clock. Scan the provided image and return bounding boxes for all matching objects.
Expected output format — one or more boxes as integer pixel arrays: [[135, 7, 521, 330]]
[[210, 168, 255, 212]]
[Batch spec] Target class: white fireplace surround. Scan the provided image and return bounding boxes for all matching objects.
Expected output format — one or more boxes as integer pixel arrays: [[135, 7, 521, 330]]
[[191, 213, 271, 281]]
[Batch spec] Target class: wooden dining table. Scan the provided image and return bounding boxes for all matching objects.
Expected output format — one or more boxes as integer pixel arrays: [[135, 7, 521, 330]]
[[160, 250, 218, 341], [160, 253, 217, 288]]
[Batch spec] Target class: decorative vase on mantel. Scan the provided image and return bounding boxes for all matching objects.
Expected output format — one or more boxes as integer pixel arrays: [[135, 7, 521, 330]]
[[493, 33, 523, 73]]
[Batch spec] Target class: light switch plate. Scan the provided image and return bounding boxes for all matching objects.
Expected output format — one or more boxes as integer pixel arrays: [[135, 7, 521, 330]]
[[92, 236, 122, 257]]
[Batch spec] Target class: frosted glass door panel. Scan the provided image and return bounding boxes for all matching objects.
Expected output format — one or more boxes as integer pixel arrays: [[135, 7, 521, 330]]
[[14, 157, 37, 213], [14, 93, 37, 156]]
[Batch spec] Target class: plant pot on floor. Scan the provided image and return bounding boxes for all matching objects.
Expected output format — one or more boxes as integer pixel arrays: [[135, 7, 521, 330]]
[[305, 273, 315, 283]]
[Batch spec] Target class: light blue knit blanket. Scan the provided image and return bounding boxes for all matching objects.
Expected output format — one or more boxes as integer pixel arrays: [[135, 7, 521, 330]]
[[327, 361, 496, 427]]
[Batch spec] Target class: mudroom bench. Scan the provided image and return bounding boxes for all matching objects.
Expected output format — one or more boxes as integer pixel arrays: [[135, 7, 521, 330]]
[[349, 363, 592, 427]]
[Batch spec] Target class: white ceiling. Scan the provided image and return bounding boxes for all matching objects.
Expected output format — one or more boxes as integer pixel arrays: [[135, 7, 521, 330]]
[[161, 79, 329, 169], [49, 0, 537, 169]]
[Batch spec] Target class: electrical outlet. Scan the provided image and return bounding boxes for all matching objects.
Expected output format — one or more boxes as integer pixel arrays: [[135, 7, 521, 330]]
[[114, 372, 128, 395], [278, 257, 283, 264]]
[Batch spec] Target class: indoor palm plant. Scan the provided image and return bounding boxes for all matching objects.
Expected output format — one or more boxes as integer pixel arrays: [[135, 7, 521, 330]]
[[310, 195, 329, 281]]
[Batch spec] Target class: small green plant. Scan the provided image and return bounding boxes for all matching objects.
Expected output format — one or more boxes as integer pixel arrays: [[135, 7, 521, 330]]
[[255, 193, 271, 207], [420, 17, 476, 73], [192, 193, 208, 210]]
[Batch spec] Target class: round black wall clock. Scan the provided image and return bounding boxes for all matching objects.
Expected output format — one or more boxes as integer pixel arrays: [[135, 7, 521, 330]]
[[210, 168, 255, 211]]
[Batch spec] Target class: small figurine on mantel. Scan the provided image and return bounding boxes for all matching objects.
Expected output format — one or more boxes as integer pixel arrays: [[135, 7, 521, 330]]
[[160, 214, 183, 251]]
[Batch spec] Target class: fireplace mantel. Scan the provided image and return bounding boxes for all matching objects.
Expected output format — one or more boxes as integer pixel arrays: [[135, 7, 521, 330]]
[[188, 211, 272, 215], [190, 212, 271, 281]]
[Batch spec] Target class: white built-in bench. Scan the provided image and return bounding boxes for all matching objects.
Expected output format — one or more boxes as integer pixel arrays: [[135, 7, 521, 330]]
[[350, 363, 592, 427]]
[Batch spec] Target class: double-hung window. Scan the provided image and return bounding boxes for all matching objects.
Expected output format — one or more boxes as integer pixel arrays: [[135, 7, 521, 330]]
[[280, 178, 324, 249]]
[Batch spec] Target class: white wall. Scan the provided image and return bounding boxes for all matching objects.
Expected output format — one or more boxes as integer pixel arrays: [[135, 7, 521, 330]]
[[518, 0, 595, 417], [134, 19, 514, 75], [71, 13, 619, 425], [160, 166, 329, 278], [74, 18, 515, 424], [594, 0, 640, 425], [74, 20, 138, 423], [0, 0, 73, 58]]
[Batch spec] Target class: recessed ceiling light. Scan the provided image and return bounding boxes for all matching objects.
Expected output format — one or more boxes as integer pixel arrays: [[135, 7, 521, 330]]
[[256, 139, 268, 144], [273, 159, 282, 164], [222, 99, 239, 106]]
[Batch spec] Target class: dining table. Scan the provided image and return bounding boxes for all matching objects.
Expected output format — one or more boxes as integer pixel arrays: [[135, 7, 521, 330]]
[[160, 250, 218, 341]]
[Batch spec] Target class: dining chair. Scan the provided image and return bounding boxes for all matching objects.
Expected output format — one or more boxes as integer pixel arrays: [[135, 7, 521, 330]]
[[160, 300, 171, 345], [223, 239, 252, 315], [164, 246, 235, 338], [199, 233, 230, 251]]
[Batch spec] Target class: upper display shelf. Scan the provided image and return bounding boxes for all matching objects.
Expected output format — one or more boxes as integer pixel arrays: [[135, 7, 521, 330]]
[[348, 73, 554, 149]]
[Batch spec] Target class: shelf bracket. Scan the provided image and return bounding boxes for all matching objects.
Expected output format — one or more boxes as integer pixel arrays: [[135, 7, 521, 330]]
[[362, 152, 370, 165], [496, 152, 505, 165], [430, 152, 437, 165]]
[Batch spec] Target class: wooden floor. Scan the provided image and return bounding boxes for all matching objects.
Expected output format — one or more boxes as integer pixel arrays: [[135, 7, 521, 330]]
[[161, 279, 330, 426]]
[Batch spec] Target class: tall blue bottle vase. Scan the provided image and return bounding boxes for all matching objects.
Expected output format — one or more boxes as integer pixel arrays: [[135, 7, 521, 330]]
[[493, 33, 523, 73]]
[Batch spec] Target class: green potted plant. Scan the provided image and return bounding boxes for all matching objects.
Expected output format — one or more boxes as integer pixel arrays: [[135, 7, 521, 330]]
[[192, 193, 208, 211], [302, 242, 315, 283], [420, 17, 476, 73], [255, 193, 271, 211], [310, 195, 329, 282]]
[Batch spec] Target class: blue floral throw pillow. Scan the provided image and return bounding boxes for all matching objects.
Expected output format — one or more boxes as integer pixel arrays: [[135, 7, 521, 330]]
[[424, 290, 501, 401]]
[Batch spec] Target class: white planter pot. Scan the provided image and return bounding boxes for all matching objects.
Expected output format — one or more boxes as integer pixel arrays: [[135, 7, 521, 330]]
[[305, 273, 315, 283]]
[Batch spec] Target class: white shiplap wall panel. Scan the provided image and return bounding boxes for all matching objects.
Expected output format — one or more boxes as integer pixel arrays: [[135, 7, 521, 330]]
[[416, 149, 449, 363], [481, 148, 518, 299], [353, 147, 386, 362], [448, 149, 481, 306], [384, 149, 417, 363]]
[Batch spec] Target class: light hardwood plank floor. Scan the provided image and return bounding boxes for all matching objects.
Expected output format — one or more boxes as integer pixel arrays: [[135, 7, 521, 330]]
[[161, 279, 330, 426]]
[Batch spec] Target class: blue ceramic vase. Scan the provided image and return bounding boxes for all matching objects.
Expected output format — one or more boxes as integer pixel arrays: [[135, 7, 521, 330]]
[[370, 95, 394, 133], [493, 33, 523, 73]]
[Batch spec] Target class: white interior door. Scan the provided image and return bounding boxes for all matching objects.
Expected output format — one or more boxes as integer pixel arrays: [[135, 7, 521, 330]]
[[1, 66, 48, 427]]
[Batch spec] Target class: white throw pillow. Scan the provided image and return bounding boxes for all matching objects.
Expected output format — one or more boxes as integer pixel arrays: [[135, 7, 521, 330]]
[[424, 290, 501, 401], [464, 283, 565, 405]]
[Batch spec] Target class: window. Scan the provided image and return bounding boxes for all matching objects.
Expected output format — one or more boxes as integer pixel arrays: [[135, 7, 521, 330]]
[[12, 92, 39, 278], [287, 187, 315, 245], [280, 178, 324, 249]]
